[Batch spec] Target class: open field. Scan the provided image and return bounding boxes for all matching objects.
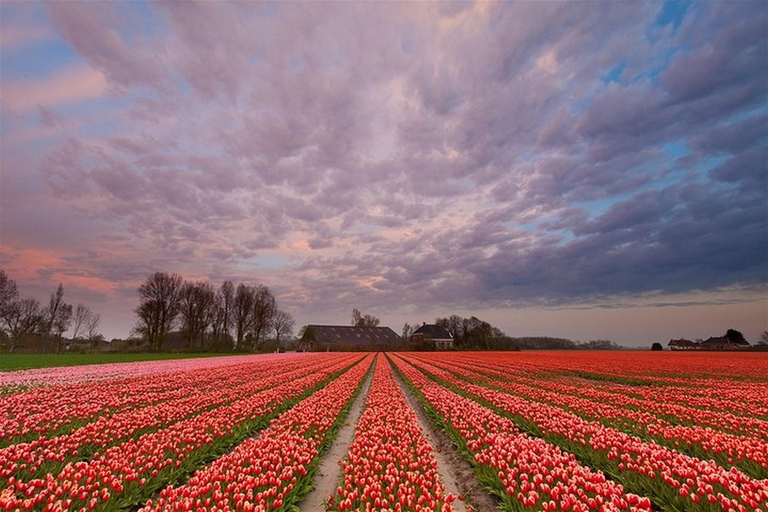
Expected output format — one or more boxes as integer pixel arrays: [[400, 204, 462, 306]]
[[0, 352, 232, 372], [1, 351, 766, 511]]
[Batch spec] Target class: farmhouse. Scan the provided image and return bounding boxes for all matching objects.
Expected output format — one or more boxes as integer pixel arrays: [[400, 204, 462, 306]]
[[667, 337, 752, 351], [410, 324, 454, 350], [700, 336, 751, 350], [668, 338, 698, 350], [299, 325, 404, 352]]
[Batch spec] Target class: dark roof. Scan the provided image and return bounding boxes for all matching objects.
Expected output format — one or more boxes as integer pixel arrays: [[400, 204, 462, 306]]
[[412, 324, 453, 340], [668, 338, 697, 347], [302, 325, 402, 347]]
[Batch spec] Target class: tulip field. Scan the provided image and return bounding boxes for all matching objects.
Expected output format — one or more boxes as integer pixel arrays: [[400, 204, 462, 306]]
[[1, 351, 767, 511]]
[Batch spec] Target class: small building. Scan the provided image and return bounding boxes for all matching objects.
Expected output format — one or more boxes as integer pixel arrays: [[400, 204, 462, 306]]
[[299, 325, 404, 352], [668, 338, 699, 350], [410, 324, 454, 351], [700, 336, 750, 350]]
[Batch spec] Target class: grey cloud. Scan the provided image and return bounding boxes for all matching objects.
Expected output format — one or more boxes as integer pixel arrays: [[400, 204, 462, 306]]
[[11, 1, 764, 332], [46, 1, 166, 90], [690, 115, 767, 155]]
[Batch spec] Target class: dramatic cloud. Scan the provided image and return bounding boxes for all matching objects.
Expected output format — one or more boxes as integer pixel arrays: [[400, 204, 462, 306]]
[[1, 1, 766, 344]]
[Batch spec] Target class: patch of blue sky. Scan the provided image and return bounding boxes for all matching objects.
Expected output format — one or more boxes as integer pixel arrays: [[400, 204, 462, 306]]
[[507, 219, 578, 246], [696, 154, 730, 177], [723, 106, 768, 126], [1, 39, 81, 80], [113, 0, 168, 45], [351, 224, 379, 235], [662, 139, 690, 160], [600, 61, 626, 84], [653, 0, 693, 32], [253, 255, 288, 269]]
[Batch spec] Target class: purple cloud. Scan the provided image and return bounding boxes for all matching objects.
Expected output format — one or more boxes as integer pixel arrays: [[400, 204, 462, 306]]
[[1, 1, 765, 344]]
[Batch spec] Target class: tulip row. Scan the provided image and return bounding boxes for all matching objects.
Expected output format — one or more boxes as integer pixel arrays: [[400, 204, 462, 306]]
[[402, 354, 768, 511], [445, 351, 768, 417], [481, 350, 768, 383], [329, 356, 457, 512], [1, 354, 321, 447], [0, 354, 288, 389], [443, 354, 768, 436], [0, 355, 349, 486], [0, 354, 363, 511], [430, 356, 768, 478], [389, 354, 652, 512], [140, 354, 375, 512], [440, 352, 768, 419]]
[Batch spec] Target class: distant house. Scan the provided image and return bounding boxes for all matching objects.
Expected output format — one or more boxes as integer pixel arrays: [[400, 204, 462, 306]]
[[700, 336, 750, 350], [668, 338, 699, 351], [299, 325, 404, 352], [410, 324, 454, 351]]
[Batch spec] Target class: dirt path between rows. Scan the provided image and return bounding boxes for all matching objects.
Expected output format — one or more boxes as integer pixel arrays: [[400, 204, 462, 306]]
[[391, 357, 499, 512], [300, 368, 374, 511]]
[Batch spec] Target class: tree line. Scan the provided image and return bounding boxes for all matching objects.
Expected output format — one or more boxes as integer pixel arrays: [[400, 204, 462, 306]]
[[0, 269, 101, 352], [133, 272, 294, 352], [401, 313, 619, 350]]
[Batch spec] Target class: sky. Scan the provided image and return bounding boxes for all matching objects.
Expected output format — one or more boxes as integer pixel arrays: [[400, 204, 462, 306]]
[[1, 1, 766, 347]]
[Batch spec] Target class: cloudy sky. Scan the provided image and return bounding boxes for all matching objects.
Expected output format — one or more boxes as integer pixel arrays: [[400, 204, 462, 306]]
[[1, 1, 766, 346]]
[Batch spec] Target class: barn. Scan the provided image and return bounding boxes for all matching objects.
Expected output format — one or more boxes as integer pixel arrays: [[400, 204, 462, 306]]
[[410, 324, 454, 350], [299, 325, 404, 352]]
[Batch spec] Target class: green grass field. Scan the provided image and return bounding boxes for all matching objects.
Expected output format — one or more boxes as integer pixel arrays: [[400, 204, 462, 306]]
[[0, 352, 228, 372]]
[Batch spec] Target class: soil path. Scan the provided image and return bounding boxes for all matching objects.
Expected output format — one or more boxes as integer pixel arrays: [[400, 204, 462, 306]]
[[391, 358, 498, 512], [299, 368, 374, 511]]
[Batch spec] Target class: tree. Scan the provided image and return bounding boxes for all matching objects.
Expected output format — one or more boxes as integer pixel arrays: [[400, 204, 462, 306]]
[[0, 269, 21, 343], [758, 331, 768, 347], [250, 285, 276, 349], [436, 315, 464, 344], [273, 309, 295, 345], [210, 280, 235, 348], [71, 303, 93, 341], [402, 322, 417, 340], [179, 280, 216, 349], [651, 342, 663, 351], [0, 269, 19, 318], [351, 308, 380, 327], [52, 303, 73, 351], [724, 328, 746, 343], [134, 272, 183, 350], [233, 284, 256, 350], [85, 312, 101, 346], [2, 298, 42, 352], [44, 284, 72, 352]]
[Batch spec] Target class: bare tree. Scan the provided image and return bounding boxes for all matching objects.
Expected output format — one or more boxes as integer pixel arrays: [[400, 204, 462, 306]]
[[250, 285, 276, 349], [134, 272, 183, 350], [233, 284, 256, 350], [0, 269, 20, 341], [44, 284, 72, 352], [2, 298, 42, 352], [273, 309, 295, 345], [211, 280, 235, 348], [0, 269, 19, 317], [71, 303, 91, 341], [402, 322, 417, 340], [86, 312, 101, 345], [352, 308, 380, 327], [179, 280, 216, 349]]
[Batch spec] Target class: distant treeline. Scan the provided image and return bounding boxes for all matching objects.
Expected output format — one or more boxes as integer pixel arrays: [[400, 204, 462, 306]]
[[429, 314, 620, 350]]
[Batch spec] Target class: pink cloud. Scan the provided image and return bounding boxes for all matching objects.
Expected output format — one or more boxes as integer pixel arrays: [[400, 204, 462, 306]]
[[0, 24, 51, 49], [1, 64, 108, 112]]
